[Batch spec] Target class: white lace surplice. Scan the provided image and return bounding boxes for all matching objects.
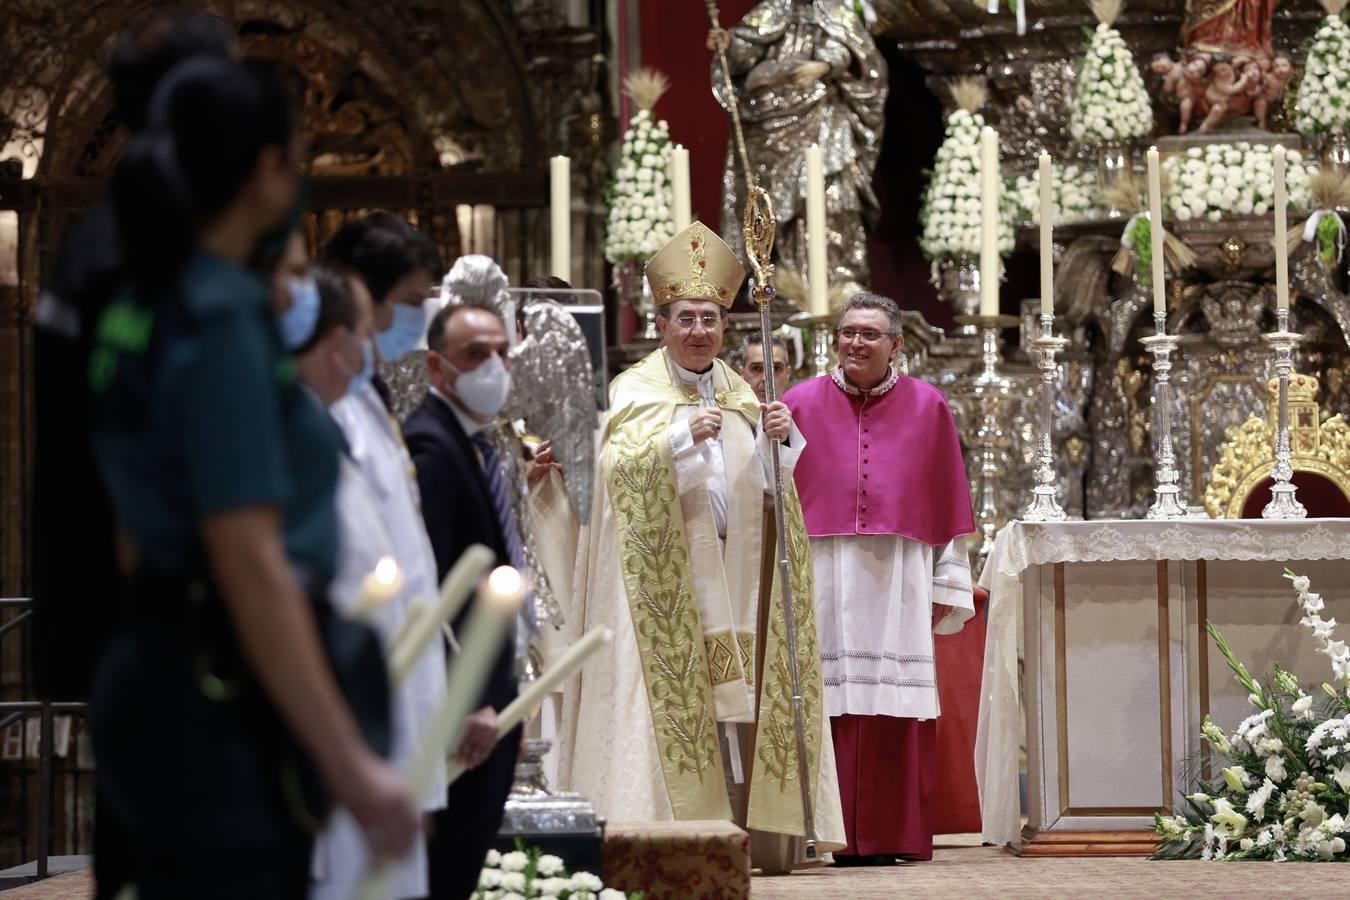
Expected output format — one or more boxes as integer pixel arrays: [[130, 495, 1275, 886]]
[[813, 534, 972, 720]]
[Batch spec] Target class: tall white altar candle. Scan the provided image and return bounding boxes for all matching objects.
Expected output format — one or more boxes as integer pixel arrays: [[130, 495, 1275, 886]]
[[1038, 152, 1054, 317], [357, 567, 525, 900], [670, 145, 692, 233], [805, 144, 829, 316], [1274, 144, 1289, 311], [389, 543, 494, 684], [1146, 147, 1166, 316], [445, 626, 613, 786], [549, 156, 571, 282], [979, 127, 1000, 318]]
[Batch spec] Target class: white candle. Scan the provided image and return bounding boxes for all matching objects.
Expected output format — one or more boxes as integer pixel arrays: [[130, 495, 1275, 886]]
[[389, 543, 494, 685], [390, 600, 427, 653], [357, 567, 525, 900], [1274, 144, 1289, 311], [445, 626, 613, 786], [1146, 147, 1166, 316], [805, 144, 829, 317], [670, 145, 692, 233], [549, 156, 571, 282], [351, 556, 402, 619], [1038, 153, 1054, 317], [979, 127, 1000, 318]]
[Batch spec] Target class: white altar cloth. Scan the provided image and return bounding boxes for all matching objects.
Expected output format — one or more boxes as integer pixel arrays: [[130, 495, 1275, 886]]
[[975, 518, 1350, 848]]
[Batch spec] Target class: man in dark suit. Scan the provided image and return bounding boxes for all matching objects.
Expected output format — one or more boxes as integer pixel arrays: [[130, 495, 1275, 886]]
[[403, 301, 523, 900]]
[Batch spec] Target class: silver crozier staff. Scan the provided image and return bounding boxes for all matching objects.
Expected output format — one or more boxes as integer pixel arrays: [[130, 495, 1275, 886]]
[[703, 0, 817, 858]]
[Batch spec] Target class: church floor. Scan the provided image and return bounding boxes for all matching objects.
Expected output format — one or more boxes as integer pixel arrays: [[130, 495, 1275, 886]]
[[6, 836, 1350, 898], [750, 833, 1349, 898]]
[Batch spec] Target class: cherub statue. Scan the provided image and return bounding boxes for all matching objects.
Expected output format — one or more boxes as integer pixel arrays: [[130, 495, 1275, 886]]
[[1150, 52, 1185, 99], [1177, 54, 1210, 134], [1198, 56, 1254, 133], [1252, 54, 1293, 131]]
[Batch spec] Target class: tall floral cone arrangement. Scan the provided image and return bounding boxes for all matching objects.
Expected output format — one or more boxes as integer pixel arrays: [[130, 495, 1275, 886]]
[[604, 69, 676, 264], [919, 77, 1015, 261], [1069, 0, 1154, 146], [1295, 0, 1350, 138]]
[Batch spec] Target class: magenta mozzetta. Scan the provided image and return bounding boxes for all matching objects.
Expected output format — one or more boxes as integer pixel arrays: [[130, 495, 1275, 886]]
[[784, 368, 975, 546]]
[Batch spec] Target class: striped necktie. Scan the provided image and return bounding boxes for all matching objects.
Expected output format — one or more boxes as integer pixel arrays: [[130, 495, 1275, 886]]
[[470, 431, 527, 577]]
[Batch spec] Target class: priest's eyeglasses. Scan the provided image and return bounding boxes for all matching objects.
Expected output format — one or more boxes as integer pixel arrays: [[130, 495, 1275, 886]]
[[673, 313, 723, 331], [837, 327, 889, 343]]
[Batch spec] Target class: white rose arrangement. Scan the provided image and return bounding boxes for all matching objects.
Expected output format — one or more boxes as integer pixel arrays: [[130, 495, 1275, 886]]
[[604, 69, 676, 264], [1295, 0, 1350, 138], [1163, 143, 1314, 222], [1068, 1, 1154, 146], [1009, 163, 1102, 226], [919, 79, 1015, 260], [1155, 570, 1350, 862], [474, 844, 639, 900]]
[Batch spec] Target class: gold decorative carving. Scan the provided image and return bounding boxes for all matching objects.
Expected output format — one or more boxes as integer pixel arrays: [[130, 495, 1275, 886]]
[[1204, 372, 1350, 517], [1219, 234, 1249, 270]]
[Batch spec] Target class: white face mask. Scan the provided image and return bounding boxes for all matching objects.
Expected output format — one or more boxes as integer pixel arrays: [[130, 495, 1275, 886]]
[[438, 351, 512, 419]]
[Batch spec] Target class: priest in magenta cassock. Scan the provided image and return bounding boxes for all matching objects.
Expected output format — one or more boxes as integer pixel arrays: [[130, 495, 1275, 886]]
[[558, 221, 845, 866], [784, 291, 975, 864]]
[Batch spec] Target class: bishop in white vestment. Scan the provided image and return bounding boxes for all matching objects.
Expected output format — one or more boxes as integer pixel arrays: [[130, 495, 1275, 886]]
[[558, 222, 845, 859]]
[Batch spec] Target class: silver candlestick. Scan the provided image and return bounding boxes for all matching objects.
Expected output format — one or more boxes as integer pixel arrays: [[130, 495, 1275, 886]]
[[789, 312, 836, 377], [1262, 307, 1306, 519], [956, 314, 1019, 570], [1024, 313, 1069, 522], [1141, 311, 1188, 519]]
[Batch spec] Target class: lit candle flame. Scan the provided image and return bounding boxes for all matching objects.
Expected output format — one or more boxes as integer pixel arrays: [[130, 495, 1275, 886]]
[[486, 565, 526, 603]]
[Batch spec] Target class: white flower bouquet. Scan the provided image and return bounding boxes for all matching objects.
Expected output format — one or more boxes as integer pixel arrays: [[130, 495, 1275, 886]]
[[474, 843, 640, 900], [1295, 0, 1350, 138], [1009, 163, 1102, 226], [919, 79, 1015, 261], [604, 70, 676, 264], [1163, 143, 1314, 222], [1155, 570, 1350, 861], [1068, 1, 1154, 146]]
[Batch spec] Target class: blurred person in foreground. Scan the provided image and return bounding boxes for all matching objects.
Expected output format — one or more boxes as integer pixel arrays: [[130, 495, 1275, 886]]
[[86, 57, 416, 897]]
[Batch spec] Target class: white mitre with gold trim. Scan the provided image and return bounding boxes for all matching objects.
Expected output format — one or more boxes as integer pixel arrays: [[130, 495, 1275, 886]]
[[644, 220, 746, 309]]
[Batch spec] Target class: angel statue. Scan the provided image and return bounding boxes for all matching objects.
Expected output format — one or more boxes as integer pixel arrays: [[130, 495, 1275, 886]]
[[708, 0, 887, 298]]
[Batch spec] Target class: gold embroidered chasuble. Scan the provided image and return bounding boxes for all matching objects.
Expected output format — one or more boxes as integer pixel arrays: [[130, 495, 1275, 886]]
[[596, 348, 830, 837]]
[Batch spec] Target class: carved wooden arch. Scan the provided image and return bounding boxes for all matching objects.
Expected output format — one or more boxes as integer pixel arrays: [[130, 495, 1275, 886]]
[[26, 0, 538, 182]]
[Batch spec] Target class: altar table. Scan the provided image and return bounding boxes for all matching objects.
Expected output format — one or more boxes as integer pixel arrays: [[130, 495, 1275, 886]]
[[975, 519, 1350, 853]]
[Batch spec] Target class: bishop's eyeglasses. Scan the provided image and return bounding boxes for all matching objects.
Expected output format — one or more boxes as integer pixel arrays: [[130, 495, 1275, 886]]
[[672, 313, 723, 331]]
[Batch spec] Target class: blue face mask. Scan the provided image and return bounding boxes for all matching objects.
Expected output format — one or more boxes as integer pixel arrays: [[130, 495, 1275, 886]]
[[375, 302, 425, 362], [345, 338, 375, 398], [277, 275, 321, 349]]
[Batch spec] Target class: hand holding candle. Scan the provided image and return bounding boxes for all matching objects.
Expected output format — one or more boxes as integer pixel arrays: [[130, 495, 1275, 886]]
[[550, 156, 571, 282], [979, 127, 1000, 317], [1274, 144, 1289, 311], [356, 566, 526, 900], [445, 626, 614, 786], [805, 144, 829, 317], [1038, 152, 1054, 317], [1146, 147, 1166, 317], [389, 544, 494, 684]]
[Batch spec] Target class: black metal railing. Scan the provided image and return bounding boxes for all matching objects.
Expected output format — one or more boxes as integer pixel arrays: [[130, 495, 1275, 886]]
[[0, 598, 90, 884]]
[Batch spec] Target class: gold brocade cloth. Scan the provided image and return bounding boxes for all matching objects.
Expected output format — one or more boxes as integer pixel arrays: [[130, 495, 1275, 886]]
[[601, 349, 826, 835]]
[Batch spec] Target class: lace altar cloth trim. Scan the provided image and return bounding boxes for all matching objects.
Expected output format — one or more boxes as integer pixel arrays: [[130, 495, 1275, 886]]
[[991, 518, 1350, 580]]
